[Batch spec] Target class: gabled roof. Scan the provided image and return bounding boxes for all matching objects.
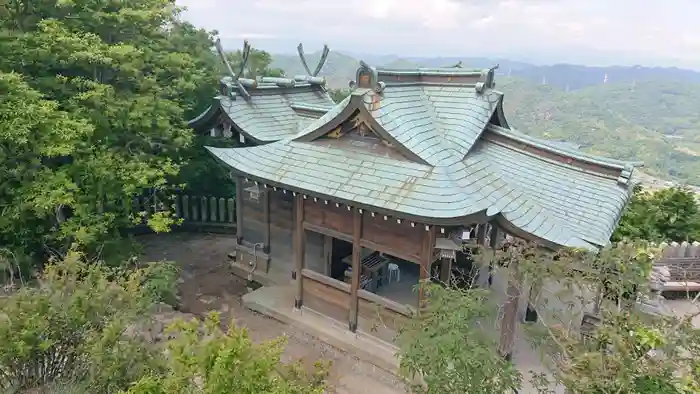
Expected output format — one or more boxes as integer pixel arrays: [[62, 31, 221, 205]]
[[188, 76, 335, 143], [206, 64, 638, 249], [189, 42, 336, 143]]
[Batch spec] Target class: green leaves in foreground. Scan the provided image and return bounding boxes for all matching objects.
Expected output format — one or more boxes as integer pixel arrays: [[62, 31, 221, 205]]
[[397, 283, 521, 394], [0, 252, 329, 393], [123, 313, 329, 394]]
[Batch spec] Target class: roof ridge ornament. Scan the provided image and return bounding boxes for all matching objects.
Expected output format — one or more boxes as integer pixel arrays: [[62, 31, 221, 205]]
[[350, 61, 385, 93], [215, 38, 252, 101], [296, 43, 330, 90], [475, 64, 499, 94]]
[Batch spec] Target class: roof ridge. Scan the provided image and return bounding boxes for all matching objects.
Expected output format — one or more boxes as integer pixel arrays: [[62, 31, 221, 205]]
[[486, 124, 641, 172], [376, 68, 485, 77]]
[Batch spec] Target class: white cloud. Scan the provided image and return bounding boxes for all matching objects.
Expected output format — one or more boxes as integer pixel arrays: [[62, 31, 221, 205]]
[[177, 0, 700, 68]]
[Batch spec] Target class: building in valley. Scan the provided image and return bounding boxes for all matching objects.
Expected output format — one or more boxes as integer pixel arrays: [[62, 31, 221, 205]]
[[202, 59, 638, 345]]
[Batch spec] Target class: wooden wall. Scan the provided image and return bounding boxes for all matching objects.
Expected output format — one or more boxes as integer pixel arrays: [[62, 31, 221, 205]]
[[304, 200, 353, 238], [302, 200, 425, 263], [240, 179, 266, 245], [304, 230, 326, 274], [269, 191, 294, 263], [302, 269, 350, 323], [361, 217, 423, 262]]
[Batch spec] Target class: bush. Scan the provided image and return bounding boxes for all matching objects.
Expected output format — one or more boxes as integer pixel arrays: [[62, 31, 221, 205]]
[[0, 252, 329, 393], [0, 251, 166, 392], [122, 312, 329, 394]]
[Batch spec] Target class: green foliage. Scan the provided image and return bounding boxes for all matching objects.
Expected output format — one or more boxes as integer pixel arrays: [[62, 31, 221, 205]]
[[486, 240, 698, 393], [0, 252, 168, 392], [497, 77, 700, 186], [397, 283, 521, 394], [122, 312, 329, 394], [614, 185, 700, 242], [0, 252, 329, 393], [0, 0, 221, 264], [176, 131, 239, 197], [225, 47, 285, 79], [401, 239, 700, 393]]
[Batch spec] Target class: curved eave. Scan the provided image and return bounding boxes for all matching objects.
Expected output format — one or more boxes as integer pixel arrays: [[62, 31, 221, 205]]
[[187, 101, 222, 130], [494, 216, 597, 251], [488, 124, 641, 172], [207, 146, 599, 250]]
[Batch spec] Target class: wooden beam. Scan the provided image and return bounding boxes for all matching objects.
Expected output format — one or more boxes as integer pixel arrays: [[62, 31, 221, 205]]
[[293, 194, 305, 309], [349, 208, 362, 332], [303, 222, 352, 243], [235, 177, 243, 243], [262, 186, 270, 254], [323, 234, 333, 277], [418, 226, 437, 306]]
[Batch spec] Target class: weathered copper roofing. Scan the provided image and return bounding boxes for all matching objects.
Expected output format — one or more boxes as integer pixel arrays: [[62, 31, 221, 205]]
[[206, 64, 638, 249], [188, 42, 336, 143], [188, 77, 335, 143]]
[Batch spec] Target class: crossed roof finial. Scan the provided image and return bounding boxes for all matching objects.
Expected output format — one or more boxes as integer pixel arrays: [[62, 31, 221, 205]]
[[297, 43, 330, 77], [215, 38, 252, 100]]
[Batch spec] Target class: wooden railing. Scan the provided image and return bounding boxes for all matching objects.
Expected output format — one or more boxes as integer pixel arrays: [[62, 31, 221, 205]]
[[131, 194, 236, 234]]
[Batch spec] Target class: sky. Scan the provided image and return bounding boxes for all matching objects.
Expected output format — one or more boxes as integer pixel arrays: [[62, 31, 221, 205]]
[[177, 0, 700, 69]]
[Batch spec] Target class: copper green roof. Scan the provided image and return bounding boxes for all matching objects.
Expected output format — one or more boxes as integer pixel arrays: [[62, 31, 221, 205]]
[[189, 77, 335, 143], [206, 65, 637, 249]]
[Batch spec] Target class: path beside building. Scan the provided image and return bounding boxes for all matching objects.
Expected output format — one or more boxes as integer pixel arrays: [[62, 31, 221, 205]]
[[139, 233, 405, 394]]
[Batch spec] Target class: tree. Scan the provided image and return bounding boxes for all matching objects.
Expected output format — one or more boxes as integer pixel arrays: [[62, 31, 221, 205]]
[[0, 0, 221, 264], [0, 71, 101, 271], [614, 185, 700, 242], [398, 284, 521, 394], [398, 239, 700, 393], [225, 47, 285, 79]]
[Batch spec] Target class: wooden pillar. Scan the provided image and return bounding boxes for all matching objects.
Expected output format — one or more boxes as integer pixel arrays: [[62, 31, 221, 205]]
[[439, 258, 452, 286], [349, 209, 362, 332], [474, 224, 488, 287], [524, 283, 539, 323], [323, 235, 333, 277], [262, 186, 271, 254], [235, 176, 243, 244], [418, 226, 437, 306], [293, 194, 305, 309], [488, 224, 500, 287], [499, 260, 521, 361]]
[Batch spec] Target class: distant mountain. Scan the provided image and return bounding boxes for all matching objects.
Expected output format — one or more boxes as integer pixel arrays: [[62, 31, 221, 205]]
[[271, 51, 359, 90], [271, 50, 700, 186], [272, 50, 700, 91]]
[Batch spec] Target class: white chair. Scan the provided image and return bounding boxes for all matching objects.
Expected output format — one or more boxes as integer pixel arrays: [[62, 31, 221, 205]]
[[387, 263, 400, 283]]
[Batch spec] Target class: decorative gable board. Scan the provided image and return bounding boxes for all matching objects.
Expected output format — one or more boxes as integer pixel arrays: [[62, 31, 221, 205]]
[[313, 112, 412, 161]]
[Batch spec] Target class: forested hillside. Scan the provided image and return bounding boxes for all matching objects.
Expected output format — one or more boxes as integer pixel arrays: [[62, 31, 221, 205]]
[[273, 51, 700, 186]]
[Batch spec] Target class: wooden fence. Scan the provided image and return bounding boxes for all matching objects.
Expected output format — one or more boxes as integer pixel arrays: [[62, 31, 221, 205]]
[[656, 242, 700, 282], [132, 194, 236, 234]]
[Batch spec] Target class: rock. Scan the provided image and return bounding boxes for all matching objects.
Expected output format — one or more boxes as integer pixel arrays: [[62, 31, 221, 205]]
[[199, 295, 218, 305]]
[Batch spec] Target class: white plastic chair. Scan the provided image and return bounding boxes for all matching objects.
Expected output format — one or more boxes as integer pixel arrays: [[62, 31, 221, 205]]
[[387, 263, 400, 283]]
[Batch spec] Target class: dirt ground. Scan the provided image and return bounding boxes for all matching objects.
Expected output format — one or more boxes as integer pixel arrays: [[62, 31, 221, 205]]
[[137, 232, 405, 394]]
